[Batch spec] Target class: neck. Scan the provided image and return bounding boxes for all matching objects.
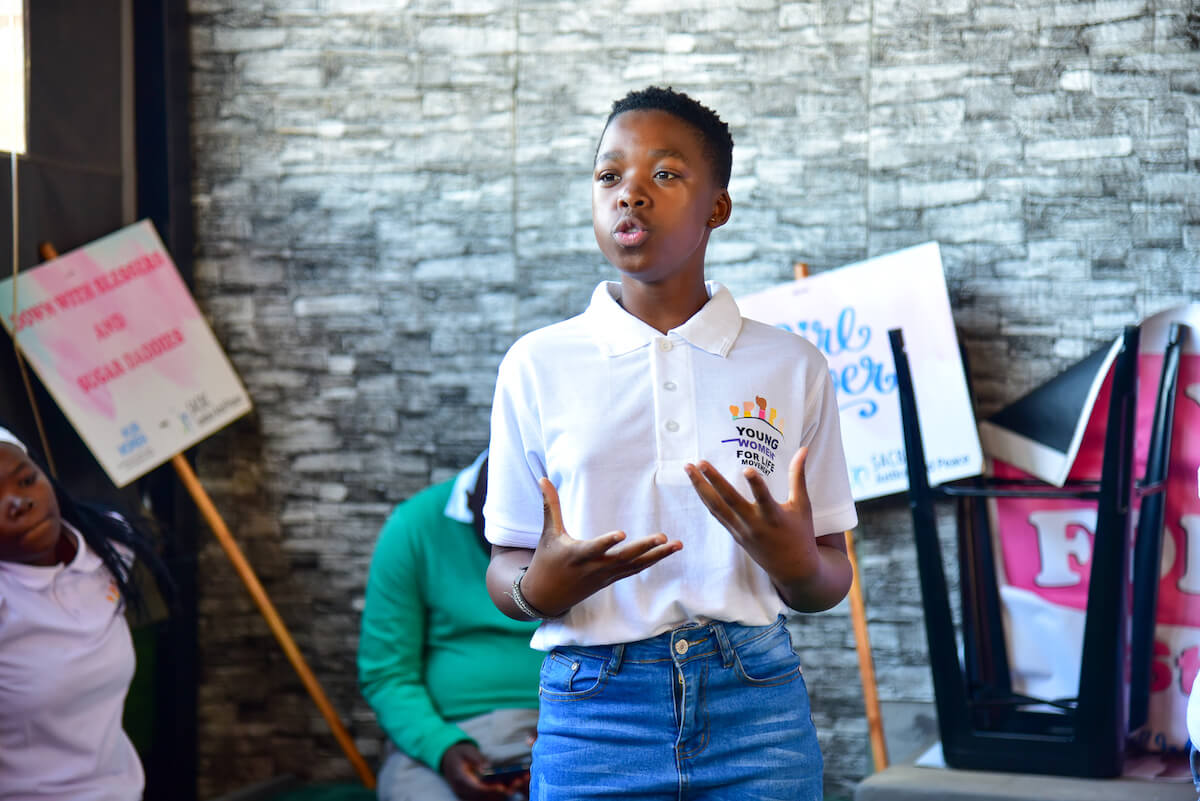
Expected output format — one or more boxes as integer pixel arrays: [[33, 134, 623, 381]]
[[47, 524, 78, 566], [18, 523, 75, 568], [618, 275, 710, 334]]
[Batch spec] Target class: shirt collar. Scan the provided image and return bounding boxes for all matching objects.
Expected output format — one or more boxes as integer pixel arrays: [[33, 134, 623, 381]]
[[444, 449, 488, 524], [585, 280, 743, 358], [0, 522, 98, 591]]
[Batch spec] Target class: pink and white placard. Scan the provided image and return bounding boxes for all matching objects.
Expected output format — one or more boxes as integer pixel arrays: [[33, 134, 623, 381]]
[[0, 220, 252, 486]]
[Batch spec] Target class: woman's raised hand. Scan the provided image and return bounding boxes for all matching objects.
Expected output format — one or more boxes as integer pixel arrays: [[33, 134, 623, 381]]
[[684, 447, 852, 612], [685, 447, 821, 585], [518, 478, 682, 618]]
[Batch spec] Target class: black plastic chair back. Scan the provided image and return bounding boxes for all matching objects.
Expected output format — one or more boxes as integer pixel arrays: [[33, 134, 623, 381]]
[[888, 323, 1184, 778]]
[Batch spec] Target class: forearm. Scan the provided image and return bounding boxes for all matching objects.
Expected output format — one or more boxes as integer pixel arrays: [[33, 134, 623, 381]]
[[486, 545, 537, 620], [359, 616, 463, 767], [772, 535, 853, 613], [487, 479, 683, 620], [363, 681, 471, 769]]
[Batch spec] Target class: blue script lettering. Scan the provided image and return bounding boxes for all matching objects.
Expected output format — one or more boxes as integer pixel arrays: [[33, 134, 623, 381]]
[[777, 306, 870, 356], [834, 356, 896, 397], [776, 305, 897, 419]]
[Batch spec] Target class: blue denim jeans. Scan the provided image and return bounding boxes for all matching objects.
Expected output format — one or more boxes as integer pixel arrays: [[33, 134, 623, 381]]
[[531, 616, 823, 801]]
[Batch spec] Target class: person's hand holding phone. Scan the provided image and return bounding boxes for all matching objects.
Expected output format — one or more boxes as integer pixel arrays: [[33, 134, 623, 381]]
[[440, 741, 524, 801], [477, 758, 532, 796]]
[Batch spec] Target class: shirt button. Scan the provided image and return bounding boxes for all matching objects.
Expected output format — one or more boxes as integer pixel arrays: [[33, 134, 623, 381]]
[[663, 381, 677, 391], [658, 339, 673, 352], [665, 420, 680, 433], [675, 639, 689, 655]]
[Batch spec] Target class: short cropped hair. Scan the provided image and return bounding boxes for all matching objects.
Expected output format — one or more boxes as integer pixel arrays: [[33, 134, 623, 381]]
[[600, 86, 734, 188]]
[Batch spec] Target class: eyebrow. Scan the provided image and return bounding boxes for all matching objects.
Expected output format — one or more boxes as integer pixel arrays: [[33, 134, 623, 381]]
[[595, 148, 690, 165], [0, 456, 33, 484]]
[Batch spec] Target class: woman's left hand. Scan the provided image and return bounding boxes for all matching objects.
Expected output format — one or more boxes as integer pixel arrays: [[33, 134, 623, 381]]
[[685, 446, 819, 583], [685, 447, 851, 612]]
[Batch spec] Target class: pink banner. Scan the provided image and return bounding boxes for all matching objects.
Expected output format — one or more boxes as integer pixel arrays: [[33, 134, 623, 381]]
[[993, 343, 1200, 750]]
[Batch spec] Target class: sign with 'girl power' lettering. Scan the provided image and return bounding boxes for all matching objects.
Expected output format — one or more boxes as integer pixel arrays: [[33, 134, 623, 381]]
[[737, 241, 983, 502]]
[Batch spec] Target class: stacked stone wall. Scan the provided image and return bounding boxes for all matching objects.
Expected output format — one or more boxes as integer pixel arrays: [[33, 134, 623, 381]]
[[188, 1, 1199, 796]]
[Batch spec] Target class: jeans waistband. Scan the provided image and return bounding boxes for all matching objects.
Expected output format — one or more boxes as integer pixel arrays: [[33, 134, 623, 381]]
[[556, 615, 788, 676]]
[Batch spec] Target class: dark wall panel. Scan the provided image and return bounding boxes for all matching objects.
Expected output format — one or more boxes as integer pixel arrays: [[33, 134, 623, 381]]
[[0, 0, 126, 477], [27, 0, 124, 172]]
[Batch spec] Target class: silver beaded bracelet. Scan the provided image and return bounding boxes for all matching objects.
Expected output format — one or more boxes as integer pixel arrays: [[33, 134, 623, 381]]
[[509, 566, 553, 620]]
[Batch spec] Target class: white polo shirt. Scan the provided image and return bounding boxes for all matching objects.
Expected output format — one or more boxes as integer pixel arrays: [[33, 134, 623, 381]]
[[0, 526, 144, 801], [485, 280, 858, 650]]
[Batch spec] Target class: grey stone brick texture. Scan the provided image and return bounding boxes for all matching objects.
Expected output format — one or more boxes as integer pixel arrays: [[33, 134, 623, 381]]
[[188, 1, 1199, 797]]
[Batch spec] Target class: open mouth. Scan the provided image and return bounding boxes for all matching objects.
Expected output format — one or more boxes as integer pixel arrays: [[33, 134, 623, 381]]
[[613, 217, 649, 247]]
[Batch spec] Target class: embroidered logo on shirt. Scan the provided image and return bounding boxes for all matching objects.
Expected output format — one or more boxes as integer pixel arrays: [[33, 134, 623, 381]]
[[722, 396, 782, 476]]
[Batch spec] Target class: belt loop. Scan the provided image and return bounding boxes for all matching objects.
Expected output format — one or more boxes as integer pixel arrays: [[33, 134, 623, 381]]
[[605, 644, 625, 676], [711, 622, 735, 668]]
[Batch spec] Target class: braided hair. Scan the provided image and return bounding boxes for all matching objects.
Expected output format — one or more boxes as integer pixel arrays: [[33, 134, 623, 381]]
[[1, 424, 172, 613], [49, 475, 174, 614]]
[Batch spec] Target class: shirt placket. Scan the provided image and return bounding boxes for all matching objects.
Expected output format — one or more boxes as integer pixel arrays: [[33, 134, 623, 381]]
[[651, 334, 698, 485]]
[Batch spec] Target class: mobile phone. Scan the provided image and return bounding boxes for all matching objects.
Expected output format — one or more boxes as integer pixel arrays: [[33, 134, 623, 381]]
[[477, 757, 532, 782]]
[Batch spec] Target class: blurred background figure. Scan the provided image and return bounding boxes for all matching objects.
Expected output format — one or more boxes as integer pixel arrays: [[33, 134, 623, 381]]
[[0, 424, 171, 800], [358, 450, 541, 801]]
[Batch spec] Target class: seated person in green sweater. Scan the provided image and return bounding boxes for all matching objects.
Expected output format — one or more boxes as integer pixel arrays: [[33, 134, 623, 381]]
[[359, 451, 541, 801]]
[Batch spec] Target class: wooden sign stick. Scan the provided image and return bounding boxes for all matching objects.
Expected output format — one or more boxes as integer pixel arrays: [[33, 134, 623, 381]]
[[38, 242, 375, 788], [170, 454, 375, 787], [794, 262, 889, 772]]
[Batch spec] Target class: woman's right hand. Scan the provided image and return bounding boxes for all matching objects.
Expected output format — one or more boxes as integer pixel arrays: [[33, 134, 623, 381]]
[[518, 478, 682, 618]]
